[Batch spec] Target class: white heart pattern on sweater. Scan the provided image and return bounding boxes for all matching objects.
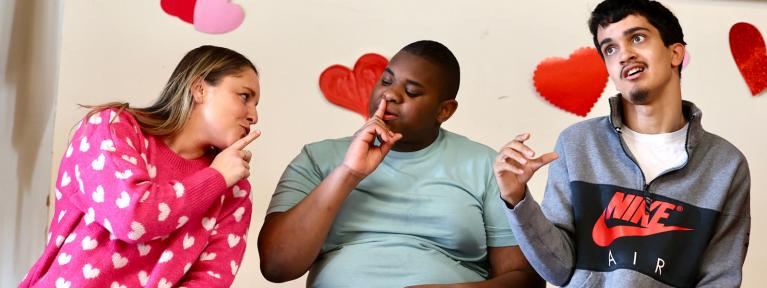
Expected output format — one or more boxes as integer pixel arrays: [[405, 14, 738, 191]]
[[65, 144, 73, 158], [89, 113, 102, 125], [91, 153, 105, 171], [57, 253, 71, 265], [199, 252, 216, 261], [112, 252, 128, 269], [58, 210, 67, 223], [92, 185, 105, 203], [158, 278, 172, 288], [84, 208, 95, 225], [64, 233, 76, 244], [233, 207, 245, 222], [81, 236, 98, 250], [202, 217, 216, 231], [82, 263, 100, 279], [233, 185, 247, 198], [121, 154, 137, 165], [177, 216, 189, 229], [79, 137, 90, 152], [158, 203, 170, 221], [55, 277, 71, 288], [159, 250, 173, 263], [138, 243, 151, 256], [227, 234, 241, 248], [115, 192, 131, 208], [115, 169, 132, 180], [173, 182, 185, 198], [183, 233, 195, 249], [137, 271, 148, 286], [230, 260, 239, 275], [127, 221, 145, 240], [147, 164, 157, 179], [60, 172, 71, 187], [100, 139, 116, 152]]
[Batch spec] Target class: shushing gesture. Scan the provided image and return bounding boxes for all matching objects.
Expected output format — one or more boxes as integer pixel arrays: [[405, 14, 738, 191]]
[[342, 98, 403, 177], [494, 133, 558, 206], [211, 130, 261, 187]]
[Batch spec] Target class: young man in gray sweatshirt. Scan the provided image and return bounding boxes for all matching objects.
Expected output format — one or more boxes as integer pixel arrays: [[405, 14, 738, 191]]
[[494, 0, 751, 287]]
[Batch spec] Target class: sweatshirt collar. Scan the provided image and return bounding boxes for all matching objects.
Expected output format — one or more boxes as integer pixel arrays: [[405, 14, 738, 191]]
[[608, 95, 704, 150]]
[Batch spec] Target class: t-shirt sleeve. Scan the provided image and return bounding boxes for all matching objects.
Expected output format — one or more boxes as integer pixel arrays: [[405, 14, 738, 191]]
[[267, 145, 324, 214], [482, 159, 518, 247]]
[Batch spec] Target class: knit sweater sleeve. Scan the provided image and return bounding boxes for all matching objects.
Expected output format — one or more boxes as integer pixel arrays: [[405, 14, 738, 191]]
[[60, 109, 228, 244], [502, 133, 577, 286], [176, 181, 253, 288], [696, 157, 751, 287]]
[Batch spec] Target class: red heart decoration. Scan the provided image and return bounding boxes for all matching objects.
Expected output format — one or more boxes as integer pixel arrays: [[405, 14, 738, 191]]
[[533, 47, 608, 117], [319, 53, 389, 119], [161, 0, 197, 24], [730, 22, 767, 96]]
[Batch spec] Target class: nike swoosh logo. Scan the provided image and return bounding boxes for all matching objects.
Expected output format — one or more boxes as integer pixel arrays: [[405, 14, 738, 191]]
[[592, 209, 692, 247]]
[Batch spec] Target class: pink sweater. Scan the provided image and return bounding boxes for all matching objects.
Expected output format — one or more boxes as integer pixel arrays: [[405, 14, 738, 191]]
[[20, 109, 252, 288]]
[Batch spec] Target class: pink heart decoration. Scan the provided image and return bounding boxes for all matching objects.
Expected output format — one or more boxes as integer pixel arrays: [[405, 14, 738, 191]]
[[193, 0, 245, 34]]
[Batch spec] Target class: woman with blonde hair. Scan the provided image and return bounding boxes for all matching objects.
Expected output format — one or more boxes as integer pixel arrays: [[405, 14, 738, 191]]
[[20, 45, 260, 288]]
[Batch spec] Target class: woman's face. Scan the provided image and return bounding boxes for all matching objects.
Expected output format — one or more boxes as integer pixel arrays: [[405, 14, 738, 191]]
[[197, 68, 260, 149]]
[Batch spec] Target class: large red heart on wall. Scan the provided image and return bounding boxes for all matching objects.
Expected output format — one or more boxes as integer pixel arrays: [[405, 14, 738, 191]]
[[729, 22, 767, 96], [533, 47, 608, 117], [319, 53, 389, 119]]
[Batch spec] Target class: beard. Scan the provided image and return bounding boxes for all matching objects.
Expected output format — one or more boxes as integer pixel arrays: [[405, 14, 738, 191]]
[[628, 88, 650, 104]]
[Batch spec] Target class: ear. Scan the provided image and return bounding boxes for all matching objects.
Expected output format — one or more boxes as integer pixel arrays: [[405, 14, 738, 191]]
[[669, 43, 685, 70], [436, 99, 458, 124], [191, 77, 207, 104]]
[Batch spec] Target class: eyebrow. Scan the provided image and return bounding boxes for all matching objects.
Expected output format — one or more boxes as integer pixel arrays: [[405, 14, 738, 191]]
[[383, 68, 423, 87], [242, 86, 256, 97], [599, 26, 651, 49]]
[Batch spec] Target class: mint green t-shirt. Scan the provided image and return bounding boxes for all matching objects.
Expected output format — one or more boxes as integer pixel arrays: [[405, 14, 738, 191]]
[[267, 129, 517, 287]]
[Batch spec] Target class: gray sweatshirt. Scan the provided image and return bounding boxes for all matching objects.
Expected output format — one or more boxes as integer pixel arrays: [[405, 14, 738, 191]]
[[504, 96, 750, 287]]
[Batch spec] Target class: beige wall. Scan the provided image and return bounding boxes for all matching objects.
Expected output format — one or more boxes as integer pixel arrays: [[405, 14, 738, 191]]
[[0, 0, 62, 286], [42, 0, 767, 287]]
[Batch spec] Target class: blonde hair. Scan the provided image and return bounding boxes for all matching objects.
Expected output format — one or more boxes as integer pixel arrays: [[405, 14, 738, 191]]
[[82, 45, 257, 136]]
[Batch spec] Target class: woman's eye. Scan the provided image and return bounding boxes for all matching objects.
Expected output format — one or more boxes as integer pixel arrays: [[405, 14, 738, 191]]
[[239, 94, 248, 101]]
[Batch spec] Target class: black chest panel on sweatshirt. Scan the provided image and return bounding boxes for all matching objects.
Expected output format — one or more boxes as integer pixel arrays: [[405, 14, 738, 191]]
[[570, 181, 719, 287]]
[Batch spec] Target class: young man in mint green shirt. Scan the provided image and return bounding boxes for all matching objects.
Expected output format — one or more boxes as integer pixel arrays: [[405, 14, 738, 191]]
[[258, 40, 543, 288]]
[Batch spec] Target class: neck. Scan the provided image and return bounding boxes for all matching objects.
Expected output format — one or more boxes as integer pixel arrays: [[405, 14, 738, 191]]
[[391, 128, 440, 152], [621, 80, 686, 134], [163, 122, 209, 160]]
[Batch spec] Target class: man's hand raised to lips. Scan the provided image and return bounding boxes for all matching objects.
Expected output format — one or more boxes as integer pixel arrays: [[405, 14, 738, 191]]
[[342, 98, 403, 178]]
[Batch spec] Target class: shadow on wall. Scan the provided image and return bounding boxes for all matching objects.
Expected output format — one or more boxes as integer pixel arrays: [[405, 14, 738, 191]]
[[3, 0, 58, 282]]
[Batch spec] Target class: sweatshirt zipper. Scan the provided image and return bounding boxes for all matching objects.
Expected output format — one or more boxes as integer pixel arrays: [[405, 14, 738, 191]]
[[613, 114, 694, 214]]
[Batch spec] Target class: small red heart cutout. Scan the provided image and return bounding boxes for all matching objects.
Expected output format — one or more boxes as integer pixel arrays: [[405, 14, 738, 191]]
[[730, 22, 767, 96], [319, 53, 389, 119], [533, 47, 608, 117], [161, 0, 197, 24]]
